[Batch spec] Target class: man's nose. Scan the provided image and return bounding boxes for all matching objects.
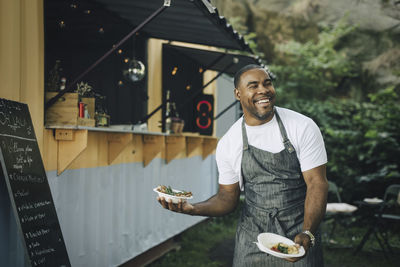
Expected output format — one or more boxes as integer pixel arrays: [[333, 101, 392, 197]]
[[257, 84, 270, 93]]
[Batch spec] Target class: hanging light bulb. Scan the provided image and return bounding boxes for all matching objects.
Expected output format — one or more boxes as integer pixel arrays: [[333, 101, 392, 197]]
[[171, 67, 178, 75], [70, 0, 78, 9], [59, 20, 66, 28], [123, 59, 146, 82]]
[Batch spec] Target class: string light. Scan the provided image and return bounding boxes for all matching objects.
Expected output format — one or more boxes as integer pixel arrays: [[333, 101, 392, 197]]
[[124, 58, 129, 63], [118, 81, 124, 86], [171, 67, 178, 75], [70, 4, 77, 9], [186, 85, 191, 90], [98, 27, 104, 34], [199, 67, 203, 73], [84, 10, 91, 14], [118, 49, 123, 54], [59, 20, 66, 28]]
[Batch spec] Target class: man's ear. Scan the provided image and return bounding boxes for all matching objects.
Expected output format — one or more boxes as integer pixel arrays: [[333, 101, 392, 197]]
[[234, 88, 240, 101]]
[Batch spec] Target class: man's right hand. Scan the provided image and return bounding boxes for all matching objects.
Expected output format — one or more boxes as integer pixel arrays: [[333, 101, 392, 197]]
[[156, 182, 240, 217], [157, 197, 194, 214]]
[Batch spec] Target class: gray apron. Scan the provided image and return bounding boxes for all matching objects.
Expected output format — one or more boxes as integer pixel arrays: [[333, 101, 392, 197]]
[[232, 110, 323, 267]]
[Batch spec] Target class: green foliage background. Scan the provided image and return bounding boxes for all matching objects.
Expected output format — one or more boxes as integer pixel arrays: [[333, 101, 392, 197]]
[[283, 90, 400, 201], [266, 20, 400, 201], [271, 19, 358, 101]]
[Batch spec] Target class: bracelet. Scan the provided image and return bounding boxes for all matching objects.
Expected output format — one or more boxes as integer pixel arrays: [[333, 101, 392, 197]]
[[302, 230, 315, 247]]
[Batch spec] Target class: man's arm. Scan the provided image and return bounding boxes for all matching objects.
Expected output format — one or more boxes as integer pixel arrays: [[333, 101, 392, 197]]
[[158, 182, 241, 217], [286, 164, 328, 263], [295, 164, 329, 248], [302, 164, 329, 233]]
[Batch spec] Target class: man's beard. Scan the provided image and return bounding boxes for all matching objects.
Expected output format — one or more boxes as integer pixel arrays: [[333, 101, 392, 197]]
[[253, 108, 274, 121]]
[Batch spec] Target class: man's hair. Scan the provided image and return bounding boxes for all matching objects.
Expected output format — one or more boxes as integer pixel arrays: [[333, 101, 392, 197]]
[[234, 64, 272, 89]]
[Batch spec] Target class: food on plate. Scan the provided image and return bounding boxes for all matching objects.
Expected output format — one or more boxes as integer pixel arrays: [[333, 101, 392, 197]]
[[156, 185, 193, 198], [270, 242, 299, 255]]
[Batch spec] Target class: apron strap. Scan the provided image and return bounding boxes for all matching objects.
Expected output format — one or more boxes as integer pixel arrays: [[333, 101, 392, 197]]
[[241, 117, 249, 150], [275, 108, 296, 154]]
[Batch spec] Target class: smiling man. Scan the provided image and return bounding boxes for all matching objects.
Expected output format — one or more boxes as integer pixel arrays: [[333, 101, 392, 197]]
[[157, 64, 328, 266], [234, 65, 276, 125]]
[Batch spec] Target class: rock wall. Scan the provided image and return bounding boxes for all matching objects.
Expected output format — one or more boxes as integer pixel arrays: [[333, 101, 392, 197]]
[[212, 0, 400, 88]]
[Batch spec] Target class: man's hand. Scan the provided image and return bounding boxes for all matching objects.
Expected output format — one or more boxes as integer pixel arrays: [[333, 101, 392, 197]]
[[156, 183, 240, 217], [284, 232, 311, 263], [294, 232, 312, 251], [157, 197, 194, 214]]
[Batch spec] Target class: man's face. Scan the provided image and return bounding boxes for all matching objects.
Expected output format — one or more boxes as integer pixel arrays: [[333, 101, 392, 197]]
[[234, 68, 276, 126]]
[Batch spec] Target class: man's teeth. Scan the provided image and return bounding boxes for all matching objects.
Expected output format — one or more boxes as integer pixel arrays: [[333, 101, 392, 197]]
[[256, 99, 270, 104]]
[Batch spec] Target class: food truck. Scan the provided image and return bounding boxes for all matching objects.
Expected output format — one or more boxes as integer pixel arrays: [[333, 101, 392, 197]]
[[0, 0, 262, 266]]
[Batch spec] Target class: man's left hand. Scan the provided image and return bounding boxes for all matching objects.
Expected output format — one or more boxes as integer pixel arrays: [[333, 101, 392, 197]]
[[284, 232, 311, 263]]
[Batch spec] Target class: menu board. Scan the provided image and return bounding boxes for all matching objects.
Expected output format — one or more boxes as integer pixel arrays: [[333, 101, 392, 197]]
[[0, 98, 70, 267]]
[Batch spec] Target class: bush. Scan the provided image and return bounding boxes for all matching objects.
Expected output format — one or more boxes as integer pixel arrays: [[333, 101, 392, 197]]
[[266, 14, 400, 201], [283, 87, 400, 201], [270, 18, 358, 101]]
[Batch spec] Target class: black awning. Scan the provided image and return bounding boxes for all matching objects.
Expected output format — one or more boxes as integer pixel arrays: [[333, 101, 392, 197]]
[[93, 0, 252, 52], [163, 44, 262, 75]]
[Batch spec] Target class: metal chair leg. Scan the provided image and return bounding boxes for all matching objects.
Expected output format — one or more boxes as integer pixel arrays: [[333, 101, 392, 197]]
[[377, 224, 394, 255], [328, 220, 337, 240], [354, 224, 374, 254], [373, 230, 388, 259]]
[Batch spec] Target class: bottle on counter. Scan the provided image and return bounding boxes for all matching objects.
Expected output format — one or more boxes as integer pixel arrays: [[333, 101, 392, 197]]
[[164, 90, 172, 134], [84, 104, 90, 118], [79, 102, 84, 118], [170, 102, 182, 134], [172, 102, 178, 119]]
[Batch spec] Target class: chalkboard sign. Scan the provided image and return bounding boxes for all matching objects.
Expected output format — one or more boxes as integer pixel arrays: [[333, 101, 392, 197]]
[[0, 98, 70, 267]]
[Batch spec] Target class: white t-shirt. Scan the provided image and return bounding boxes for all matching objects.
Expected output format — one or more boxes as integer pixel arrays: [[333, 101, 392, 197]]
[[216, 106, 327, 190]]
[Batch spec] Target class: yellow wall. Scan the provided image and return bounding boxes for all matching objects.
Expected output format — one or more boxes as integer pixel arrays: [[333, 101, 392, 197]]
[[0, 0, 44, 152], [147, 39, 164, 132]]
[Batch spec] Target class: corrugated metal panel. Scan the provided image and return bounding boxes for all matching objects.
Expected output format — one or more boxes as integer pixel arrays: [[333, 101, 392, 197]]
[[94, 0, 251, 52], [0, 156, 217, 267], [45, 0, 251, 51]]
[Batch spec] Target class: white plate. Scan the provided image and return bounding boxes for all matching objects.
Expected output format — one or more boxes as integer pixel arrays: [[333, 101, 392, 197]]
[[153, 186, 193, 204], [255, 232, 305, 258], [363, 197, 383, 204], [326, 203, 358, 213]]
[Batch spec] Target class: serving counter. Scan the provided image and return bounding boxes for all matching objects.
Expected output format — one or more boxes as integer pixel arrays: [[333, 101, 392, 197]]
[[44, 125, 218, 175]]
